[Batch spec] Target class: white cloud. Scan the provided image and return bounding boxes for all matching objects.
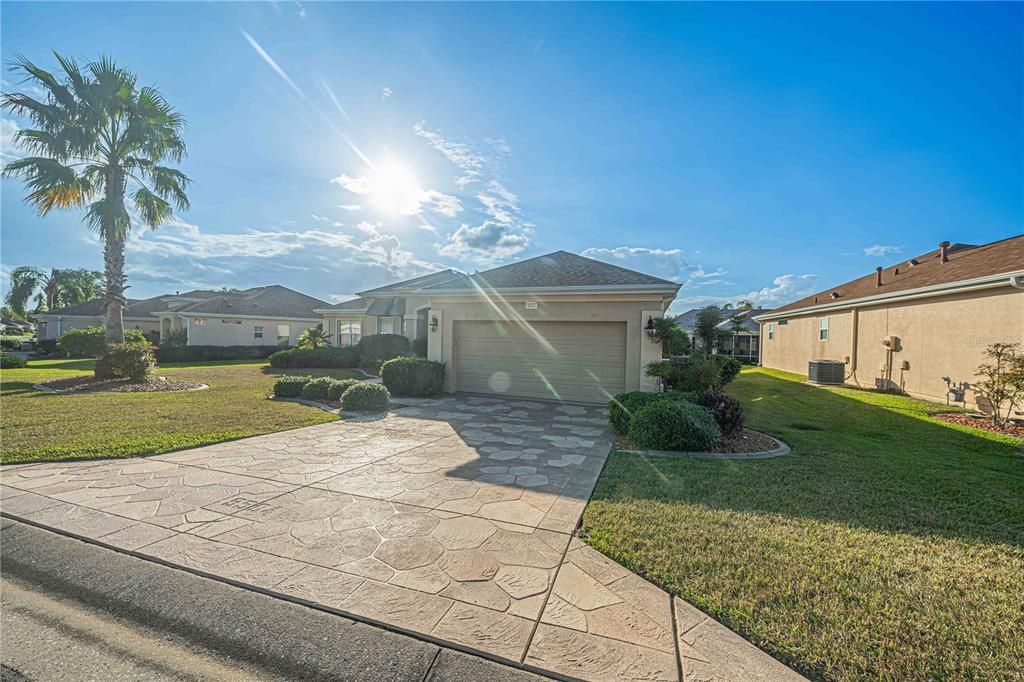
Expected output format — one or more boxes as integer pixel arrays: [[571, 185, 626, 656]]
[[338, 204, 362, 212], [331, 174, 371, 194], [424, 190, 462, 218], [437, 221, 531, 261], [331, 170, 461, 218], [864, 244, 903, 257], [745, 273, 819, 305], [381, 86, 392, 99], [309, 214, 331, 223], [581, 246, 724, 284], [414, 122, 489, 188], [1, 118, 26, 160]]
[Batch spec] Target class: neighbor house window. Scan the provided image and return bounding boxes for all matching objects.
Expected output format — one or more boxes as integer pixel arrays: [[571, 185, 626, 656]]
[[819, 317, 829, 341], [254, 325, 264, 339], [277, 324, 290, 345], [338, 322, 361, 347], [193, 318, 206, 326], [378, 317, 397, 335], [768, 323, 775, 340]]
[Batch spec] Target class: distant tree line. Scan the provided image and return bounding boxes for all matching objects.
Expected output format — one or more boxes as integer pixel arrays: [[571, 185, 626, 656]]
[[4, 266, 104, 319]]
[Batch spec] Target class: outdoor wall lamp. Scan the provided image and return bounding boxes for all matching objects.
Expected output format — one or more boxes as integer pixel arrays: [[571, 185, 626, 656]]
[[429, 315, 439, 333], [645, 316, 658, 341]]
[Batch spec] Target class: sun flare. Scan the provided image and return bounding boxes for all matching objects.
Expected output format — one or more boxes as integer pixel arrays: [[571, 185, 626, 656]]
[[367, 160, 425, 216]]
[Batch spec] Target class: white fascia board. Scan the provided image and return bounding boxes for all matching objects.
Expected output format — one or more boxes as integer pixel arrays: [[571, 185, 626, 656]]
[[754, 271, 1023, 321]]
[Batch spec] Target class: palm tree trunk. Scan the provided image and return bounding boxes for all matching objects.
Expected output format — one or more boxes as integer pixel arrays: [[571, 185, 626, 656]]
[[95, 172, 127, 379]]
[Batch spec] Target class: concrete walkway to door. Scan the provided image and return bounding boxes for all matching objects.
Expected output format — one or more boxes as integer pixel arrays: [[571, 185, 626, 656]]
[[0, 395, 803, 681]]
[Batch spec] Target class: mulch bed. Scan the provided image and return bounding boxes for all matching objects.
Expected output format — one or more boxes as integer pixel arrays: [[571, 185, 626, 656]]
[[613, 427, 780, 454], [37, 375, 206, 394], [932, 412, 1024, 440]]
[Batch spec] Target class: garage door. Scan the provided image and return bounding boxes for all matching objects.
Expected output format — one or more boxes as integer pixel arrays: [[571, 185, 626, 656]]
[[454, 321, 627, 403]]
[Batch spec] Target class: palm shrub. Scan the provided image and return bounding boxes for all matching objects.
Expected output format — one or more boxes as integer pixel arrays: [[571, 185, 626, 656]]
[[2, 54, 190, 377], [326, 378, 360, 401], [296, 323, 330, 349], [58, 326, 147, 358], [273, 375, 311, 398], [627, 399, 721, 451], [341, 382, 390, 413], [381, 357, 445, 397], [301, 376, 339, 401], [694, 391, 744, 436], [607, 391, 695, 434]]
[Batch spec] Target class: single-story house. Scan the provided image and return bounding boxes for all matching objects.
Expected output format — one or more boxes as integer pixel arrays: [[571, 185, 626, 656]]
[[755, 236, 1024, 411], [1, 317, 34, 335], [324, 251, 680, 403], [672, 307, 772, 363], [36, 286, 328, 347]]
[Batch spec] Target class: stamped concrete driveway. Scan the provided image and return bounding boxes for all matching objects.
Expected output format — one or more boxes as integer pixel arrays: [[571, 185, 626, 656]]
[[0, 396, 801, 682]]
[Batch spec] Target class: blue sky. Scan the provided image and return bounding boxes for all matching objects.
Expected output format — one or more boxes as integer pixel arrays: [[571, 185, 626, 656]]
[[2, 2, 1021, 312]]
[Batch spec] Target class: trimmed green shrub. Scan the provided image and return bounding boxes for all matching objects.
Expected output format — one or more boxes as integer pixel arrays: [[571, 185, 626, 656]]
[[155, 345, 281, 363], [273, 375, 311, 398], [646, 354, 742, 393], [58, 326, 147, 358], [268, 346, 360, 369], [301, 376, 338, 400], [34, 339, 57, 356], [412, 336, 428, 358], [356, 334, 410, 365], [1, 338, 22, 351], [608, 391, 696, 434], [381, 357, 445, 397], [105, 341, 157, 382], [714, 355, 742, 386], [327, 378, 360, 401], [695, 391, 744, 436], [628, 399, 721, 451], [341, 382, 390, 413], [0, 354, 27, 369]]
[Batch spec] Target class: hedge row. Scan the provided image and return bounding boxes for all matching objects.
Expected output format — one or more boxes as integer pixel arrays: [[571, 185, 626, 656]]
[[269, 346, 360, 369], [272, 375, 390, 412], [155, 345, 282, 363]]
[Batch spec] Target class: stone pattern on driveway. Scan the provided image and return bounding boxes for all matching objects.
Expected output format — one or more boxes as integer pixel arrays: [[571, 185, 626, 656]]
[[1, 395, 804, 682]]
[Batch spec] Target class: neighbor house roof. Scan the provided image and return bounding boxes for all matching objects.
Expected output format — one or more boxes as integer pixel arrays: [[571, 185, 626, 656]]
[[356, 269, 464, 297], [763, 235, 1024, 318], [320, 297, 370, 313], [672, 309, 700, 332], [421, 251, 680, 292], [168, 285, 327, 319], [673, 307, 772, 334], [36, 297, 146, 318]]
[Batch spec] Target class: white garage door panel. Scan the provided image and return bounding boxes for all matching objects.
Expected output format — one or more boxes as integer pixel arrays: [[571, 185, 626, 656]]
[[454, 321, 627, 403]]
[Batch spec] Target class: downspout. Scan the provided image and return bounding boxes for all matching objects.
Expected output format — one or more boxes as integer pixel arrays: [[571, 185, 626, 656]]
[[847, 308, 859, 383]]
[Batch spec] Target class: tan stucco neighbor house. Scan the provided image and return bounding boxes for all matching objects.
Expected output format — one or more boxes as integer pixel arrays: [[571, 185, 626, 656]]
[[755, 235, 1024, 411], [36, 286, 328, 347], [322, 251, 681, 403]]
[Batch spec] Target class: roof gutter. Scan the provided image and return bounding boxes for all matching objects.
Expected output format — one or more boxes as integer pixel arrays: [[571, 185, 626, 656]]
[[754, 270, 1024, 322]]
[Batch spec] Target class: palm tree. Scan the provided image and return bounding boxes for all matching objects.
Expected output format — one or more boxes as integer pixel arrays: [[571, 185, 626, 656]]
[[297, 323, 331, 349], [4, 266, 44, 318], [7, 266, 105, 314], [2, 53, 190, 376]]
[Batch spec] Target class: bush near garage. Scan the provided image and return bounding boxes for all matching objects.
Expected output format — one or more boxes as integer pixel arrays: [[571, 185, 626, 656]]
[[326, 378, 361, 401], [0, 354, 27, 369], [341, 382, 390, 413], [356, 334, 410, 365], [273, 375, 312, 398], [268, 346, 360, 369], [645, 354, 742, 393], [607, 390, 696, 435], [695, 391, 745, 436], [381, 357, 445, 397], [155, 345, 281, 363], [627, 399, 721, 451], [57, 326, 147, 358]]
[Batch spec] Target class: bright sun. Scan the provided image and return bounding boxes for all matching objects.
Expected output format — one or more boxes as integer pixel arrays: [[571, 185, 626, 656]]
[[367, 160, 426, 216]]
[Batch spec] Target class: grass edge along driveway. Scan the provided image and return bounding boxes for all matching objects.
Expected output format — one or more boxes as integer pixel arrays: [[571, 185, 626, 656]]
[[0, 359, 363, 464], [582, 367, 1024, 681]]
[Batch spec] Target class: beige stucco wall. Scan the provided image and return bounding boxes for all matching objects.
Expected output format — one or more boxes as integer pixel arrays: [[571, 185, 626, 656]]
[[36, 316, 161, 341], [426, 295, 670, 398], [321, 295, 431, 343], [184, 316, 320, 347], [760, 286, 1024, 410]]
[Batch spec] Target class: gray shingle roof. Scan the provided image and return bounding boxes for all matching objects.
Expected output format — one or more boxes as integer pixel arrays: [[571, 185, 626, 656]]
[[356, 269, 464, 296], [422, 251, 679, 292], [673, 307, 772, 333], [175, 286, 327, 318], [322, 297, 370, 312]]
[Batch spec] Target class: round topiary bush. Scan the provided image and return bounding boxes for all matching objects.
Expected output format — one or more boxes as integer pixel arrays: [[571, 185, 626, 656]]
[[273, 375, 311, 398], [695, 391, 744, 436], [381, 357, 445, 397], [326, 378, 360, 401], [627, 399, 721, 451], [607, 391, 696, 434], [301, 376, 338, 400], [341, 382, 390, 413]]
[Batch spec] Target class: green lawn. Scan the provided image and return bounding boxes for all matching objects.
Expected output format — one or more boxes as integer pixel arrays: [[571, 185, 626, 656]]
[[583, 367, 1024, 681], [0, 359, 362, 464]]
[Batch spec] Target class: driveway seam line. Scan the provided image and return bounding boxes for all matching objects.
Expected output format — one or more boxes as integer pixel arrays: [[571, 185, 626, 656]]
[[420, 647, 442, 682], [517, 528, 576, 666]]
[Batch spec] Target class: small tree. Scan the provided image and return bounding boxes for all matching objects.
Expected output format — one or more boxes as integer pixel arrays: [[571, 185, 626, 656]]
[[694, 306, 724, 355], [297, 323, 330, 349], [652, 318, 689, 357], [974, 342, 1024, 425]]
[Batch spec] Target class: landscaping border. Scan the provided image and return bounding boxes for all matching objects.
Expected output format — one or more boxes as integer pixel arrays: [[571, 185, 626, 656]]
[[619, 429, 790, 460], [33, 382, 210, 394]]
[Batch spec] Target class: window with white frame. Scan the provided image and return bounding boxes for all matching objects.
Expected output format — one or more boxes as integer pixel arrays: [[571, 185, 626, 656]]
[[277, 324, 290, 345], [337, 322, 361, 347], [767, 323, 775, 340], [377, 317, 397, 335], [819, 317, 829, 341], [254, 325, 264, 339]]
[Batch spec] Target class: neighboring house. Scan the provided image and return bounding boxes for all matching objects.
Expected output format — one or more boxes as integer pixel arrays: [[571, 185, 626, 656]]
[[316, 270, 462, 348], [671, 307, 772, 363], [35, 286, 328, 347], [1, 318, 34, 334], [755, 235, 1024, 411], [325, 251, 680, 403]]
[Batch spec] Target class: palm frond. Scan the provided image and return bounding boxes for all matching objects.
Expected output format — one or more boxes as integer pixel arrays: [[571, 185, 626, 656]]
[[85, 195, 131, 239], [2, 157, 90, 214], [132, 186, 173, 229], [146, 164, 191, 210], [10, 54, 77, 110]]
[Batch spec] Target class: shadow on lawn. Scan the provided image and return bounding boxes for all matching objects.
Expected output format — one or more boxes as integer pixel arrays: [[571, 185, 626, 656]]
[[593, 371, 1024, 548]]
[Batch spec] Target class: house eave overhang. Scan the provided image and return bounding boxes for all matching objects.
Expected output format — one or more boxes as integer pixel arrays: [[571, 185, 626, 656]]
[[33, 313, 157, 322], [159, 312, 321, 322], [753, 270, 1024, 322], [315, 307, 367, 315], [424, 283, 682, 297]]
